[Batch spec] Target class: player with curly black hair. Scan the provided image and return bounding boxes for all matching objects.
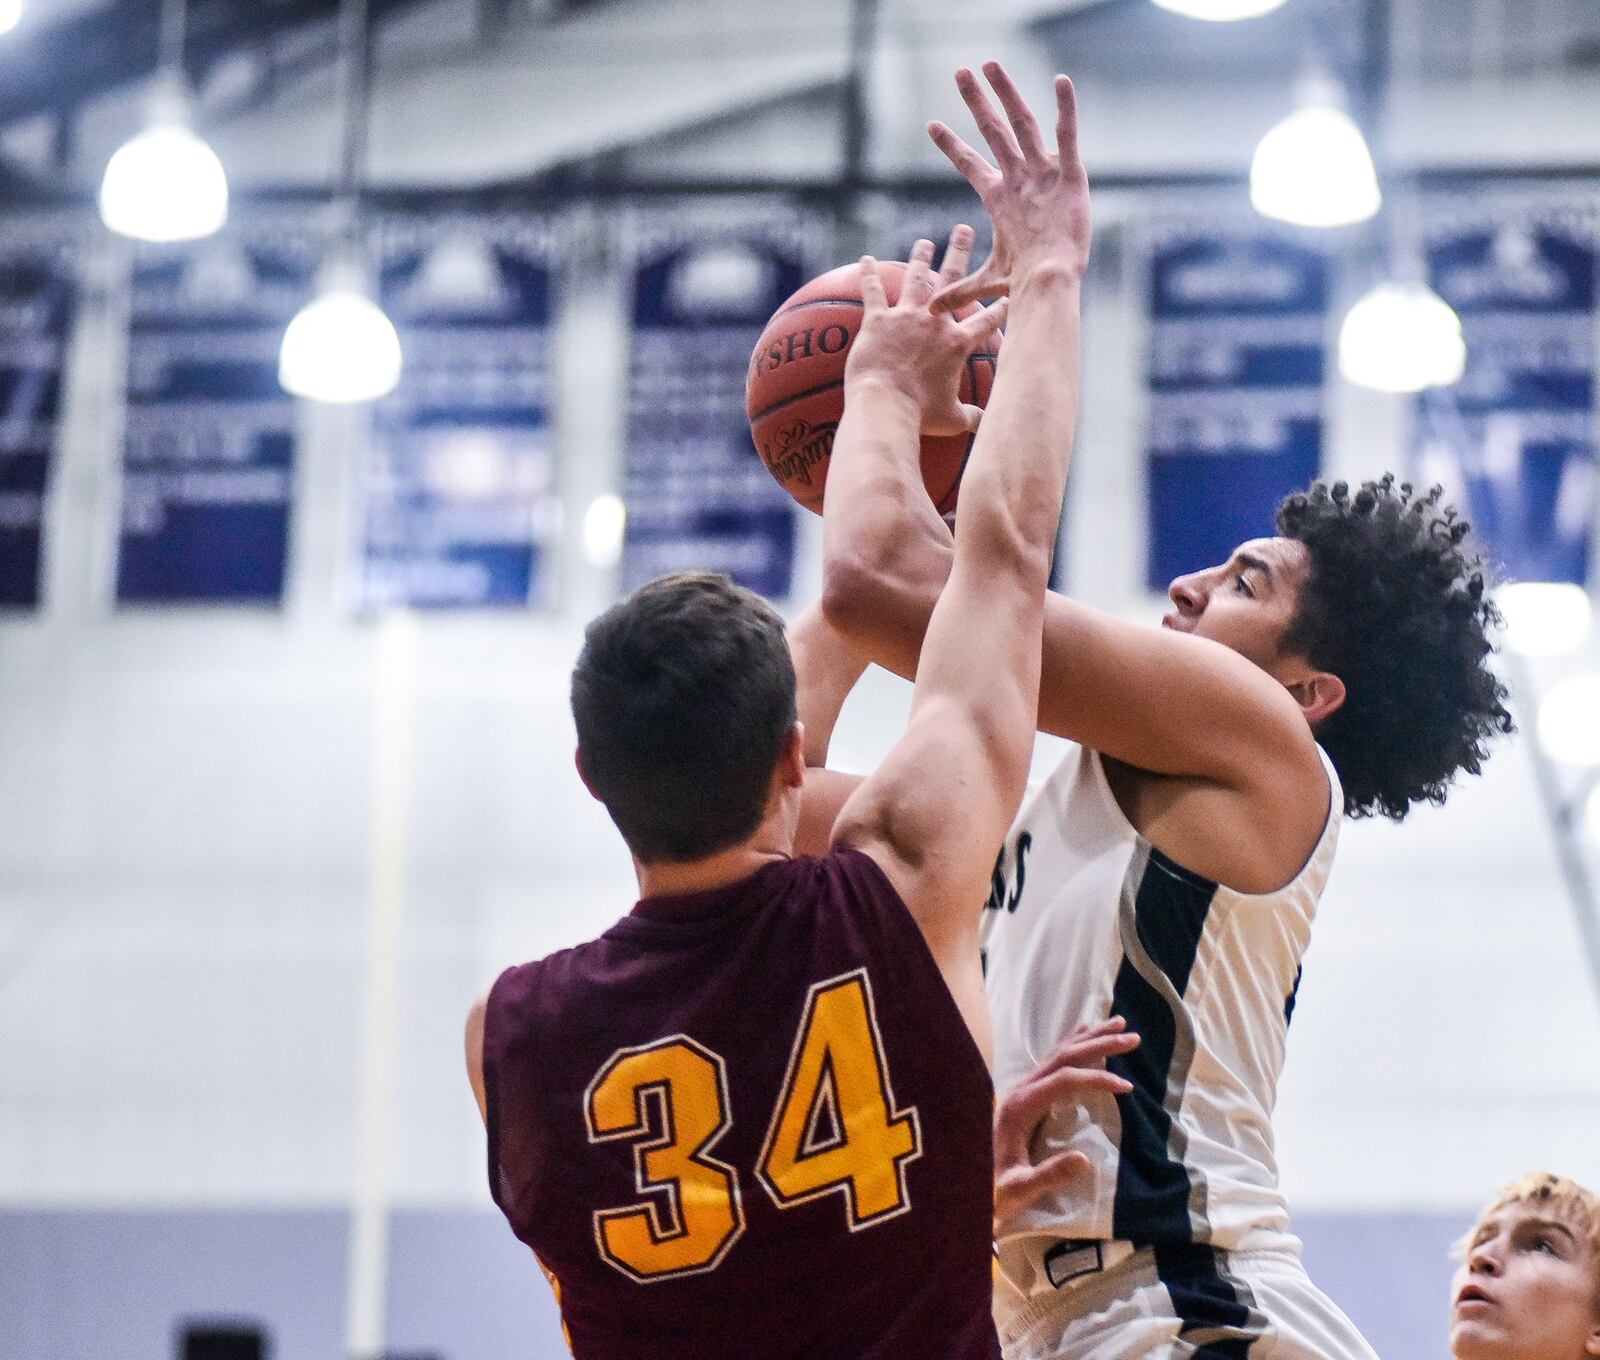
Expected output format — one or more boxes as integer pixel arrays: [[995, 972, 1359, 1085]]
[[803, 465, 1512, 1360], [782, 80, 1514, 1360], [1275, 475, 1513, 821], [800, 455, 1514, 1360], [780, 61, 1517, 1360], [799, 456, 1512, 1360]]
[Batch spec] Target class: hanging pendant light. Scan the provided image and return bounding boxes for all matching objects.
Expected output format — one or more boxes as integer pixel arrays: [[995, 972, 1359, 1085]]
[[99, 2, 228, 243], [1152, 0, 1287, 19], [279, 0, 402, 404], [1497, 582, 1593, 658], [1338, 280, 1465, 393], [0, 0, 25, 38], [1250, 76, 1380, 228], [280, 262, 403, 404]]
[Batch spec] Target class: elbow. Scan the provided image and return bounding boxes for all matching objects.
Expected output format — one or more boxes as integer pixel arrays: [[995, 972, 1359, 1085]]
[[820, 546, 890, 643]]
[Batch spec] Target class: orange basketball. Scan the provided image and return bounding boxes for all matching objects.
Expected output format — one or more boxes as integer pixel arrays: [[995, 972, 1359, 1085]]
[[745, 260, 1000, 515]]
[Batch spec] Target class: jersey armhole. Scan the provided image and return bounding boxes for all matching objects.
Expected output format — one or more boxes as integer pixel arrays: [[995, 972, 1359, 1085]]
[[481, 963, 528, 1216], [826, 845, 993, 1080]]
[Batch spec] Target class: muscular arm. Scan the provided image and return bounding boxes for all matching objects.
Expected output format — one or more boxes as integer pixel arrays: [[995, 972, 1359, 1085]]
[[823, 503, 1327, 889], [824, 506, 1316, 789], [831, 255, 1082, 1054], [789, 604, 868, 857], [825, 64, 1092, 1051]]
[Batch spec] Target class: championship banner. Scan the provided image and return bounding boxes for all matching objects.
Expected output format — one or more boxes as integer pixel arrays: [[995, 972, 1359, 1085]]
[[1143, 223, 1329, 591], [117, 218, 318, 604], [1417, 197, 1599, 585], [0, 220, 77, 610], [359, 214, 558, 610], [622, 206, 819, 600]]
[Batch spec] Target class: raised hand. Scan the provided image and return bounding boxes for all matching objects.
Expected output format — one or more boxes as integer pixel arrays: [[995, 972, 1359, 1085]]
[[846, 232, 1007, 437], [928, 62, 1091, 311], [992, 1017, 1138, 1233]]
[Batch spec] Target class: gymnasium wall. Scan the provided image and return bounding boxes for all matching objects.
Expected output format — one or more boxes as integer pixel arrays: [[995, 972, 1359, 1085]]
[[2, 203, 1596, 1360]]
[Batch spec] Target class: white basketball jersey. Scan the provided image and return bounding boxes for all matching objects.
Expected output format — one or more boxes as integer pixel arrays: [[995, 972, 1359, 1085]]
[[984, 740, 1341, 1289]]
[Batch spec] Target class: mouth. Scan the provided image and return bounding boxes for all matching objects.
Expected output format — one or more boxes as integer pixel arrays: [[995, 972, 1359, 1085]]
[[1161, 613, 1189, 633], [1455, 1285, 1496, 1311]]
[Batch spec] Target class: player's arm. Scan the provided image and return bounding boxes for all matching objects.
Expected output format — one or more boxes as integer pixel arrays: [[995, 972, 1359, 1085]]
[[826, 539, 1319, 796], [789, 604, 868, 857], [830, 67, 1088, 1050], [821, 164, 1320, 850], [465, 988, 489, 1125]]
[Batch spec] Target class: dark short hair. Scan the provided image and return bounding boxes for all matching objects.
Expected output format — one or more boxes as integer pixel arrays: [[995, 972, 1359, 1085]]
[[1277, 476, 1514, 821], [571, 571, 797, 863]]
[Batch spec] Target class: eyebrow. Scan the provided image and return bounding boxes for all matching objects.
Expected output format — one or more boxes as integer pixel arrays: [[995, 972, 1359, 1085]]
[[1520, 1218, 1580, 1242], [1235, 552, 1274, 583]]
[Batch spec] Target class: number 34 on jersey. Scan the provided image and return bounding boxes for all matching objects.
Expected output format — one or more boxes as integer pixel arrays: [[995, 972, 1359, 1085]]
[[582, 968, 923, 1283]]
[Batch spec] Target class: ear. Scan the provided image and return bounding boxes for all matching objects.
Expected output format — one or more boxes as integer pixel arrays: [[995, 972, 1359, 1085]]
[[778, 723, 807, 790], [574, 747, 602, 802], [1283, 669, 1346, 728]]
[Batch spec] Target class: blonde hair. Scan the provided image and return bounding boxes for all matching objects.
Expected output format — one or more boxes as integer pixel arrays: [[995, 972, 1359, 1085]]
[[1459, 1172, 1600, 1264]]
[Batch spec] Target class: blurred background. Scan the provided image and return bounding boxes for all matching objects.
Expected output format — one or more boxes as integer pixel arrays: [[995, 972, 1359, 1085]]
[[0, 0, 1598, 1357]]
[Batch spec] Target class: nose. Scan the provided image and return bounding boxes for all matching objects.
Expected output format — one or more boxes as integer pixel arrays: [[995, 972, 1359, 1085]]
[[1468, 1243, 1504, 1277], [1168, 573, 1205, 616]]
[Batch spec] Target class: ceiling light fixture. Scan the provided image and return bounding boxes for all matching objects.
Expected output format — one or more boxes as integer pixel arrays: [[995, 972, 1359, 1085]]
[[1151, 0, 1287, 19], [279, 0, 402, 404], [98, 1, 228, 243], [1250, 76, 1380, 228], [1338, 280, 1466, 393]]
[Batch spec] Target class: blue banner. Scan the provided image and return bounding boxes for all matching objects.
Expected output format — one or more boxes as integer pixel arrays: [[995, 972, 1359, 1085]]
[[359, 215, 558, 610], [1143, 225, 1329, 590], [0, 224, 76, 610], [1417, 199, 1598, 585], [623, 208, 815, 600], [118, 219, 318, 604]]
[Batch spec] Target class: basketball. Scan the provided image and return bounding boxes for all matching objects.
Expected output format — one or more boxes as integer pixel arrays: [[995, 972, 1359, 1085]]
[[745, 260, 1000, 515]]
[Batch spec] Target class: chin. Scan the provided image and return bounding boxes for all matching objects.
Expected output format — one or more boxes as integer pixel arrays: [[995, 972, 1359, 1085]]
[[1450, 1319, 1510, 1360]]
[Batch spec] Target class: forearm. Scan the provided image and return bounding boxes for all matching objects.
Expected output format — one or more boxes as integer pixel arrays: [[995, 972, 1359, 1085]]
[[831, 271, 1083, 687], [788, 604, 869, 767], [953, 263, 1082, 584]]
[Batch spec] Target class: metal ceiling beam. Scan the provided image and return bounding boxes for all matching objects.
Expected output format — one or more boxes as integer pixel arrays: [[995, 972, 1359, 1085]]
[[0, 0, 427, 130]]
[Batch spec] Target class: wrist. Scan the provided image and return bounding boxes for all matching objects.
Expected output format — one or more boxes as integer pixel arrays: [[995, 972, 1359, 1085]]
[[843, 371, 924, 418], [1011, 258, 1085, 296]]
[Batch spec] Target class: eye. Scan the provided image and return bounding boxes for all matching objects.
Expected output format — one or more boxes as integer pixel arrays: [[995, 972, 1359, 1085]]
[[1233, 574, 1255, 598], [1533, 1236, 1559, 1255]]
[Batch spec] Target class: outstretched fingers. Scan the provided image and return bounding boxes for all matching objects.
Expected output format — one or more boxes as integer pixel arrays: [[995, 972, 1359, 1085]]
[[900, 239, 937, 308], [931, 262, 1004, 311], [955, 65, 1023, 171], [858, 256, 889, 311], [927, 120, 998, 195], [957, 296, 1007, 340], [983, 60, 1048, 162], [939, 224, 976, 290], [1055, 73, 1082, 171]]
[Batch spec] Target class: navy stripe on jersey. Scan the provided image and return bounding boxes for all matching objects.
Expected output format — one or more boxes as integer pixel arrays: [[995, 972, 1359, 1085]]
[[1154, 1243, 1269, 1357], [1106, 845, 1220, 1246], [1284, 964, 1304, 1027]]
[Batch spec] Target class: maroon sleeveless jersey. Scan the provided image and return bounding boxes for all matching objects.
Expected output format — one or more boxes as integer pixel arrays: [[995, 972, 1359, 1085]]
[[483, 846, 999, 1360]]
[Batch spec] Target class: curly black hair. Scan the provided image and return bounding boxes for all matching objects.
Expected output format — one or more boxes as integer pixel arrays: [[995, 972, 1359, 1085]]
[[1276, 475, 1514, 821]]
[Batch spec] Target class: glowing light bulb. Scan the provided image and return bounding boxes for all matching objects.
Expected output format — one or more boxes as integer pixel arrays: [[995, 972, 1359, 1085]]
[[280, 276, 402, 404], [583, 495, 627, 569], [1152, 0, 1286, 19], [1337, 281, 1465, 393], [1497, 582, 1592, 659], [1251, 102, 1380, 228], [99, 123, 229, 243], [1538, 675, 1600, 766]]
